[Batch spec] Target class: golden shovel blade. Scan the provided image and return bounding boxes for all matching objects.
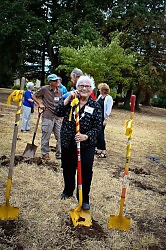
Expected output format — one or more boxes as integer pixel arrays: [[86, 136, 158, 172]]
[[70, 208, 92, 227], [108, 214, 131, 231], [0, 204, 19, 220]]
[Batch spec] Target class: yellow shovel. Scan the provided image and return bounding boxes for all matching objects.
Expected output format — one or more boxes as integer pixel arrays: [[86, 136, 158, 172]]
[[0, 77, 25, 220], [108, 95, 136, 231], [69, 97, 92, 227]]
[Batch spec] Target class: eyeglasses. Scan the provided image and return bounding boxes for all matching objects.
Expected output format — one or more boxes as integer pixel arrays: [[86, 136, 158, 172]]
[[78, 84, 91, 89]]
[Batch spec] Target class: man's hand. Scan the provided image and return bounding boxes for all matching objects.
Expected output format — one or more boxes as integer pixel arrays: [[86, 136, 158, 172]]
[[38, 103, 45, 110]]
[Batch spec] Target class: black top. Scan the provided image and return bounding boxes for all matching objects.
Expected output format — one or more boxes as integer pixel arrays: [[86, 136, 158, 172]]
[[97, 96, 105, 121], [54, 96, 102, 148]]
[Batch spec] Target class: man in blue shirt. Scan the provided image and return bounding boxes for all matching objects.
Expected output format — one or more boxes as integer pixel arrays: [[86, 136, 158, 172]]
[[58, 77, 68, 95]]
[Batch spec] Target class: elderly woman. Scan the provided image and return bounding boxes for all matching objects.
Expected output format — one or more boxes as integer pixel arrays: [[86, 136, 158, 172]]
[[55, 75, 102, 210], [95, 83, 113, 158], [21, 82, 34, 132]]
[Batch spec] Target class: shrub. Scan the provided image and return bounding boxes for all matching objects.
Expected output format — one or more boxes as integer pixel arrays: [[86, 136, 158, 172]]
[[151, 96, 166, 108]]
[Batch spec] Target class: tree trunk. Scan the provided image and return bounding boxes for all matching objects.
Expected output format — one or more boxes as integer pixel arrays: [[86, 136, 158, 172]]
[[143, 90, 151, 106], [135, 86, 142, 111], [114, 83, 123, 107], [41, 44, 45, 86], [124, 86, 133, 107]]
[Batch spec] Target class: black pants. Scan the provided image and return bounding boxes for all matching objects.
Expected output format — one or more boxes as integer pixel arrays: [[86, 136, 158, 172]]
[[97, 125, 106, 150], [61, 145, 95, 204]]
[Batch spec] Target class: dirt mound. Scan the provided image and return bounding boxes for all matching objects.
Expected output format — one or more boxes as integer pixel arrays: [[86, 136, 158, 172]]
[[0, 155, 58, 172]]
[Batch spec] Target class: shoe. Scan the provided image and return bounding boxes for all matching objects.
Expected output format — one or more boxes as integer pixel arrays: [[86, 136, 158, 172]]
[[42, 154, 50, 161], [82, 203, 90, 210], [60, 193, 73, 200], [95, 149, 101, 155], [21, 130, 27, 133], [98, 153, 107, 158]]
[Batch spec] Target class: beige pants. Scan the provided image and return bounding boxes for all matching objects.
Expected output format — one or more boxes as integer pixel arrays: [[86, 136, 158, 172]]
[[41, 117, 61, 157]]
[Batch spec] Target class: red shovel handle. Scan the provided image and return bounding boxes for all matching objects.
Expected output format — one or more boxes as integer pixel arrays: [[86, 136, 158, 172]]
[[130, 95, 136, 112]]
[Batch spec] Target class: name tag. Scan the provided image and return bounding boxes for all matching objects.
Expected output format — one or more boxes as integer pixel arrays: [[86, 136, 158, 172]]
[[84, 105, 94, 114], [54, 97, 60, 102]]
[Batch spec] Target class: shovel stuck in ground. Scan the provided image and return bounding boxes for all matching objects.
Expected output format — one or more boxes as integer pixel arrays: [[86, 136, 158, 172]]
[[0, 77, 25, 220], [69, 97, 92, 227], [23, 108, 43, 158], [108, 95, 136, 231]]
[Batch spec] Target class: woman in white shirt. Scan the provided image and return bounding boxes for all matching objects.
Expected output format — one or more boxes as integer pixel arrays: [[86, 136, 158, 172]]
[[96, 83, 113, 158]]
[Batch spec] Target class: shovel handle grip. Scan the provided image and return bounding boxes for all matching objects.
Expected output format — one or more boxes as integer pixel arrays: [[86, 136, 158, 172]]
[[130, 95, 136, 113]]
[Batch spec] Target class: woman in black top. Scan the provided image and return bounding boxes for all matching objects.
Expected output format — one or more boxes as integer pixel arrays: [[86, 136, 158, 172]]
[[96, 83, 113, 158], [55, 75, 102, 210]]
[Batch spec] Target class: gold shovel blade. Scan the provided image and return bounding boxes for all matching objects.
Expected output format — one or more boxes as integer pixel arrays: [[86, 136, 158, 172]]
[[70, 208, 92, 227], [23, 143, 37, 158], [0, 204, 19, 220], [108, 214, 131, 231]]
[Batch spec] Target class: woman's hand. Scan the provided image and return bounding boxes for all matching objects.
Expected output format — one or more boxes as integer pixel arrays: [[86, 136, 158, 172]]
[[70, 90, 79, 99], [75, 133, 88, 143]]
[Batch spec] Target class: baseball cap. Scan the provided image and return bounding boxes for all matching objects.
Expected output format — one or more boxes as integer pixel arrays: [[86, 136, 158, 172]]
[[47, 74, 60, 82]]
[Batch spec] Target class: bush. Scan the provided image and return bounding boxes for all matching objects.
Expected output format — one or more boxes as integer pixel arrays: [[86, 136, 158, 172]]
[[12, 84, 21, 90], [151, 96, 166, 108]]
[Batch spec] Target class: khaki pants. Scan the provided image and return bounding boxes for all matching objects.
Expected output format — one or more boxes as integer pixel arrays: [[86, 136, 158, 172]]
[[41, 117, 61, 157]]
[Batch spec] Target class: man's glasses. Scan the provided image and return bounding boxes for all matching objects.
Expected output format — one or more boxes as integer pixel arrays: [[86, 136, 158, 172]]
[[78, 84, 91, 89]]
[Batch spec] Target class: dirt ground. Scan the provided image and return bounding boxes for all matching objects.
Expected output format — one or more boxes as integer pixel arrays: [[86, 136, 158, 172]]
[[0, 89, 166, 250]]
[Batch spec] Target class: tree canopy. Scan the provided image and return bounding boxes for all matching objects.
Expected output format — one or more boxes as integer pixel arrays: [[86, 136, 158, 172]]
[[0, 0, 165, 108]]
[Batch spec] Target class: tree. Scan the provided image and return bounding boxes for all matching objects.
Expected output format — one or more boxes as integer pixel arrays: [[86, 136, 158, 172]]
[[104, 0, 165, 107], [57, 39, 134, 91], [0, 0, 47, 86]]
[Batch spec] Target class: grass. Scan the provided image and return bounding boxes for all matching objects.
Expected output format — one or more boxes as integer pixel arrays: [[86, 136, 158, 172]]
[[0, 96, 166, 249]]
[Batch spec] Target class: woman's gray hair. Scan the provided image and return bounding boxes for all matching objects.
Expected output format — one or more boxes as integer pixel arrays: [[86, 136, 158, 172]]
[[71, 68, 83, 77], [26, 82, 34, 89], [76, 75, 95, 90]]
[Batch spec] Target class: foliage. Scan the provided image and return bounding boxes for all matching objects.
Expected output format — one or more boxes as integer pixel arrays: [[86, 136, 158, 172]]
[[57, 39, 135, 89], [105, 0, 165, 103], [0, 0, 47, 86], [151, 95, 166, 108], [0, 0, 165, 108]]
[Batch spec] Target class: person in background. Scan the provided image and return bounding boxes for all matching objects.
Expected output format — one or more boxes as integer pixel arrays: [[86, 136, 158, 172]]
[[62, 68, 96, 100], [58, 77, 68, 95], [62, 68, 83, 100], [95, 83, 113, 158], [32, 74, 62, 161], [70, 68, 83, 89], [54, 75, 102, 210], [21, 82, 34, 132]]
